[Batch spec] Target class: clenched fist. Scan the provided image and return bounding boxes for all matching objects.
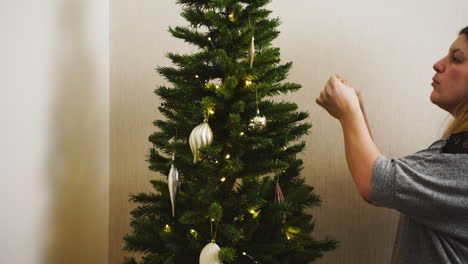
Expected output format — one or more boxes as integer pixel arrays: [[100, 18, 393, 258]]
[[316, 74, 361, 121]]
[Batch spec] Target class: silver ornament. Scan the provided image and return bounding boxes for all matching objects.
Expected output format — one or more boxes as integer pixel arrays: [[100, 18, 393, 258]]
[[168, 154, 179, 217], [199, 241, 221, 264], [189, 121, 214, 163], [249, 113, 267, 131], [249, 36, 255, 68]]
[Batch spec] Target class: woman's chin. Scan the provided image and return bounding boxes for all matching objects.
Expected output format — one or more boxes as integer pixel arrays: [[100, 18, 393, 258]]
[[429, 91, 439, 105]]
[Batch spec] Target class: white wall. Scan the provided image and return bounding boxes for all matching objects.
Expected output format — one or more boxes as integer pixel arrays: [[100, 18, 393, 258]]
[[2, 1, 109, 264]]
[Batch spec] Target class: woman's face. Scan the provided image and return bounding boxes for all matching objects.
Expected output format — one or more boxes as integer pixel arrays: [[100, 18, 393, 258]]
[[431, 34, 468, 115]]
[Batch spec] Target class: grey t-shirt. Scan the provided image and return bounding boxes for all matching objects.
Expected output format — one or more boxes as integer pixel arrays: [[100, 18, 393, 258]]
[[370, 137, 468, 264]]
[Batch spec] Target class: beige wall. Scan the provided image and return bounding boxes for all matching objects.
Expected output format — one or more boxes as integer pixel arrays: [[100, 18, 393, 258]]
[[3, 1, 109, 264], [110, 0, 467, 263]]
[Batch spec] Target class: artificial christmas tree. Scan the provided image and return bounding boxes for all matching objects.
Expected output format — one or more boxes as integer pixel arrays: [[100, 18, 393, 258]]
[[123, 0, 337, 263]]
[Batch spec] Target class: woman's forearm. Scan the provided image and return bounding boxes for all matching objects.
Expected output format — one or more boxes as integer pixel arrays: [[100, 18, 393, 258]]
[[339, 108, 381, 201], [358, 96, 373, 140]]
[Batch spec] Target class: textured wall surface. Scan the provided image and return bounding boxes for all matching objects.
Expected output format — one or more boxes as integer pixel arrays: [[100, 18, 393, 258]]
[[110, 0, 467, 263], [3, 1, 109, 264]]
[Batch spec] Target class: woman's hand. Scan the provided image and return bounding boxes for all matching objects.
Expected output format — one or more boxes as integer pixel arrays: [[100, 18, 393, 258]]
[[316, 74, 380, 203], [316, 74, 361, 121]]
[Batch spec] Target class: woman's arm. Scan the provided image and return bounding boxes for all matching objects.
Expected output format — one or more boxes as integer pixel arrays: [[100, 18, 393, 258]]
[[339, 107, 380, 202], [358, 95, 373, 140], [316, 75, 381, 202], [336, 74, 374, 140]]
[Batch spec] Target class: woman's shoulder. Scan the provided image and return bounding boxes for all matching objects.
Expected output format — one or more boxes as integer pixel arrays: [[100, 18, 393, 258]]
[[440, 131, 468, 154]]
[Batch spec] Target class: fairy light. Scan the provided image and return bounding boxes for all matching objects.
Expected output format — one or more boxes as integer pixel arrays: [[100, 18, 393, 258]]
[[242, 251, 258, 263], [195, 74, 199, 79], [225, 154, 230, 159], [164, 224, 171, 232], [249, 209, 256, 214], [240, 132, 244, 136], [190, 229, 199, 238], [286, 226, 300, 240], [228, 12, 235, 22], [220, 177, 226, 182], [283, 146, 287, 150], [207, 37, 212, 41], [208, 108, 215, 115], [245, 75, 254, 86]]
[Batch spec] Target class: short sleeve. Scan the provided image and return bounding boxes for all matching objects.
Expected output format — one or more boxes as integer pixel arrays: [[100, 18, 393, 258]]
[[370, 152, 468, 219], [370, 155, 395, 208]]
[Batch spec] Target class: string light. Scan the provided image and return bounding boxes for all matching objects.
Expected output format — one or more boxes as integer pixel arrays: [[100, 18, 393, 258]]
[[228, 12, 235, 22], [249, 209, 256, 214], [208, 108, 215, 115], [245, 75, 254, 86], [225, 154, 231, 159], [190, 229, 199, 238], [220, 177, 226, 182], [285, 226, 300, 240], [240, 132, 244, 136], [164, 224, 171, 232], [283, 146, 287, 150], [207, 37, 212, 41], [242, 251, 259, 263], [195, 74, 199, 79]]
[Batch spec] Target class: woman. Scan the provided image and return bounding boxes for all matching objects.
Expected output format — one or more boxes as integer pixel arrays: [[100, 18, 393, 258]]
[[316, 26, 468, 263]]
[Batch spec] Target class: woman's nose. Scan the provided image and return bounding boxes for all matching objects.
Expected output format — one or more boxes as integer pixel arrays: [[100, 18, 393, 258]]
[[433, 59, 446, 73]]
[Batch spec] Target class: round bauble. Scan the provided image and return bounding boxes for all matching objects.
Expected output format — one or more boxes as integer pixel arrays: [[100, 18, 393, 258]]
[[199, 241, 221, 264], [249, 114, 267, 131]]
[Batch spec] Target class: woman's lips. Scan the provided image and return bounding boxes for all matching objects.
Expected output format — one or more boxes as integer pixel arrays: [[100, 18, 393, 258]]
[[432, 77, 440, 86]]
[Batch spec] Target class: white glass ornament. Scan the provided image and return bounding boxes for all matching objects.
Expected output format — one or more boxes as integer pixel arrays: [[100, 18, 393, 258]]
[[189, 121, 214, 163], [199, 241, 221, 264], [168, 154, 179, 217], [249, 36, 255, 68]]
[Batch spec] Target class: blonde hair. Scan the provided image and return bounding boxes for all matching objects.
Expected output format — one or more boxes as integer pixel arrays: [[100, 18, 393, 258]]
[[441, 26, 468, 138], [442, 96, 468, 138]]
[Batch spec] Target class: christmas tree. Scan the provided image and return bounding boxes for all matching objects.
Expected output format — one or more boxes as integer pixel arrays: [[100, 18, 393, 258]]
[[123, 0, 337, 263]]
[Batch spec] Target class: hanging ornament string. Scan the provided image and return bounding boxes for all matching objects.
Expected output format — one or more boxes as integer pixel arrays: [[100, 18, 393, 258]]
[[247, 19, 267, 132], [275, 136, 288, 203], [255, 84, 260, 114], [274, 160, 285, 203], [210, 217, 219, 242], [248, 86, 267, 131], [206, 26, 216, 66]]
